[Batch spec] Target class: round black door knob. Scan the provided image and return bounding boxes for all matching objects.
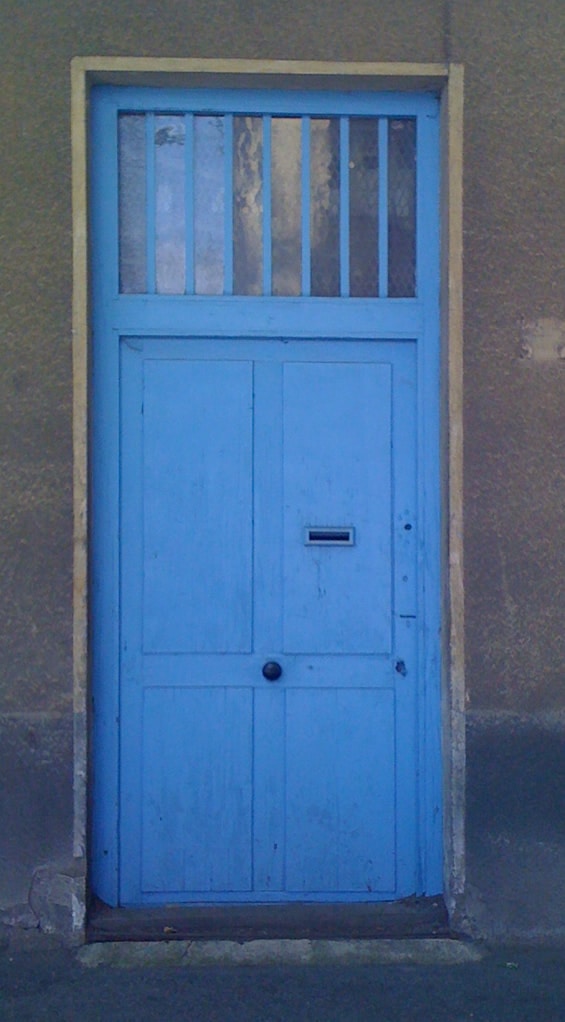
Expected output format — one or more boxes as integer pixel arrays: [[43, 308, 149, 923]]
[[262, 661, 282, 681]]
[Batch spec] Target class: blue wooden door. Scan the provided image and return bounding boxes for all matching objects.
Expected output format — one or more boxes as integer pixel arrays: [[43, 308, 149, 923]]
[[90, 86, 441, 906]]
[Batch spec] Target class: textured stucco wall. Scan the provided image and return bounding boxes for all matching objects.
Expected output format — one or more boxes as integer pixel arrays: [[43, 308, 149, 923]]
[[0, 0, 563, 937], [454, 2, 565, 714], [449, 0, 565, 937]]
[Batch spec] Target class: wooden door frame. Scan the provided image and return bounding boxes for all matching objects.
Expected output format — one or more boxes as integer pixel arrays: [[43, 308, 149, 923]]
[[71, 58, 464, 938]]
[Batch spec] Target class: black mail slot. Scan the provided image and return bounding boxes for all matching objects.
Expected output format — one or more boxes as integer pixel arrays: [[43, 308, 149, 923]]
[[305, 527, 355, 546]]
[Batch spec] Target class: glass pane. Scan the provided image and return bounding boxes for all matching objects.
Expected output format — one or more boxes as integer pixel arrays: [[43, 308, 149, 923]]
[[349, 118, 378, 298], [194, 116, 225, 295], [119, 114, 147, 293], [388, 118, 416, 298], [310, 119, 340, 297], [271, 118, 301, 297], [155, 115, 186, 294], [233, 116, 263, 296]]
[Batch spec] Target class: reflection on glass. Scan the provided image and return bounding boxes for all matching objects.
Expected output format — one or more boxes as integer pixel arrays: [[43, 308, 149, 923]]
[[349, 118, 378, 298], [233, 116, 263, 296], [194, 116, 225, 295], [310, 119, 340, 297], [119, 114, 147, 293], [388, 118, 416, 298], [155, 116, 186, 294], [271, 118, 301, 297]]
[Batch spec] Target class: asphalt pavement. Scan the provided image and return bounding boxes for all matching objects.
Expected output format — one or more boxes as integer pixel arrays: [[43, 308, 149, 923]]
[[1, 937, 565, 1021]]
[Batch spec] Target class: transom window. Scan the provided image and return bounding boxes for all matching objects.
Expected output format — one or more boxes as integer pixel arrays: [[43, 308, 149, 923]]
[[118, 110, 417, 299]]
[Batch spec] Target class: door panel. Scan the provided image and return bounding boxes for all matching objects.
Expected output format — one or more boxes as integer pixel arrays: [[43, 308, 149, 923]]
[[141, 687, 253, 894], [282, 361, 391, 654], [143, 358, 253, 653], [284, 688, 396, 893], [119, 336, 417, 903]]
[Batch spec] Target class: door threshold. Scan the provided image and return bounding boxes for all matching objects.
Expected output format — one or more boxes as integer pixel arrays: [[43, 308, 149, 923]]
[[87, 896, 450, 943]]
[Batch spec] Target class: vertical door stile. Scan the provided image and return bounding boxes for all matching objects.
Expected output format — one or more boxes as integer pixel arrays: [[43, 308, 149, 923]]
[[378, 118, 388, 298], [184, 113, 194, 295], [252, 356, 285, 895], [389, 344, 419, 894], [339, 116, 350, 297], [301, 116, 311, 297], [253, 359, 284, 652], [145, 112, 156, 294], [250, 358, 257, 655], [224, 114, 234, 295], [262, 115, 272, 296], [118, 339, 145, 904]]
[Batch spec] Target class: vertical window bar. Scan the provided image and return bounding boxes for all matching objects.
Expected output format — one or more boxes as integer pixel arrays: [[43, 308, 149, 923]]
[[339, 116, 350, 297], [224, 114, 234, 295], [378, 118, 388, 298], [262, 115, 272, 296], [185, 113, 194, 295], [301, 116, 311, 296], [146, 112, 156, 294]]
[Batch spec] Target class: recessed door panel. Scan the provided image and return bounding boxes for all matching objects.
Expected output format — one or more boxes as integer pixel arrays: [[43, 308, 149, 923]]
[[282, 361, 392, 654], [142, 359, 253, 653], [141, 686, 253, 894], [284, 687, 396, 893]]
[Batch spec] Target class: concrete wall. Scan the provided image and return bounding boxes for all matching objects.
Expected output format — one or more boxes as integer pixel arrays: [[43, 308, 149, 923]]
[[1, 0, 563, 938]]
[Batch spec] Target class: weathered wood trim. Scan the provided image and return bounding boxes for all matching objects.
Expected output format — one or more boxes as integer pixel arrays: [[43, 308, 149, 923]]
[[440, 64, 465, 921]]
